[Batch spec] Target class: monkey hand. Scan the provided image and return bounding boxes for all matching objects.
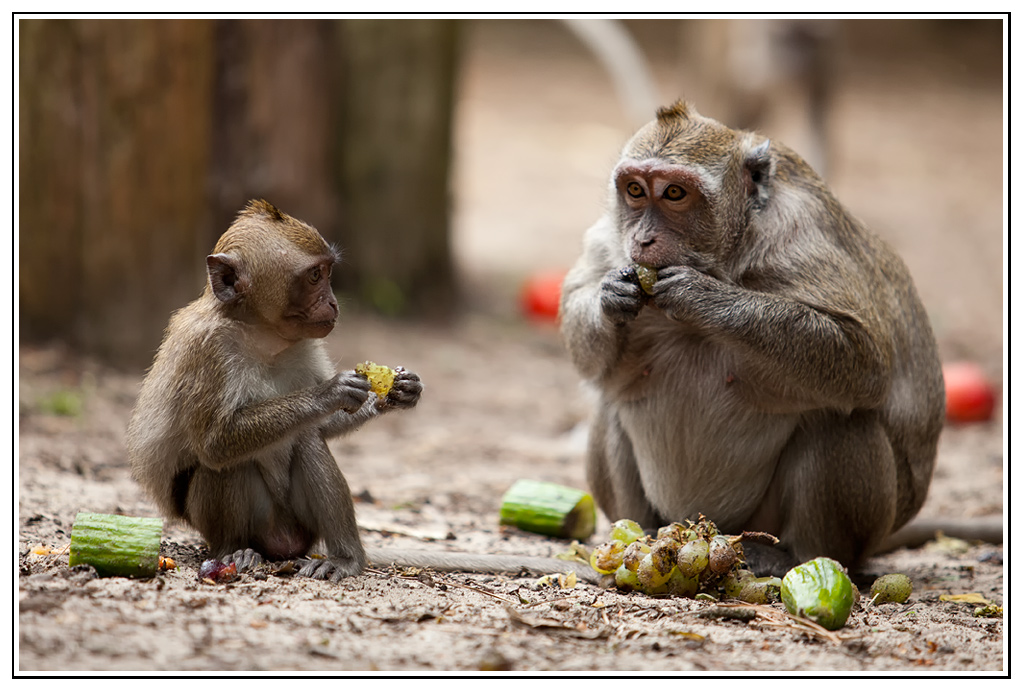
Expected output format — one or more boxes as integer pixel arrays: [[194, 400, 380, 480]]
[[325, 371, 372, 414], [599, 267, 647, 325], [376, 367, 422, 411], [650, 265, 720, 324]]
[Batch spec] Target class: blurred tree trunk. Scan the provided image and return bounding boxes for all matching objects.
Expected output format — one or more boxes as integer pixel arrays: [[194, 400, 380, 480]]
[[336, 19, 459, 317], [209, 19, 339, 246], [19, 19, 214, 365], [19, 18, 459, 367]]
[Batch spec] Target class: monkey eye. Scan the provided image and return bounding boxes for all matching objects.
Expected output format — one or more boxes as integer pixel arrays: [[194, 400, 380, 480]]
[[309, 267, 323, 284], [664, 185, 686, 201], [625, 181, 645, 199]]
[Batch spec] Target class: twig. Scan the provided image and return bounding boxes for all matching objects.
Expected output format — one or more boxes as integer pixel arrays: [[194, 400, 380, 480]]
[[439, 577, 522, 605], [521, 596, 573, 609]]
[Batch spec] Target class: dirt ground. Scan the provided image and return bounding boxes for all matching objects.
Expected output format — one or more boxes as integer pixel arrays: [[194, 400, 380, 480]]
[[16, 19, 1005, 673]]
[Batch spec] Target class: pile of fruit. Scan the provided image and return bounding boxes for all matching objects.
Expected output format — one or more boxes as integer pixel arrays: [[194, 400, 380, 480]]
[[589, 517, 781, 603]]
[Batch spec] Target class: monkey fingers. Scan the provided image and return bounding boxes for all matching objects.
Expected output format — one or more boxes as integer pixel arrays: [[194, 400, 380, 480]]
[[650, 266, 714, 318], [599, 268, 645, 324], [221, 548, 264, 572], [379, 369, 423, 410], [330, 371, 372, 414], [296, 557, 359, 582]]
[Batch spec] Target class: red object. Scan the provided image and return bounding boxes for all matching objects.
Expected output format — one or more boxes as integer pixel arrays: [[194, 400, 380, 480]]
[[521, 271, 566, 322], [942, 362, 997, 424]]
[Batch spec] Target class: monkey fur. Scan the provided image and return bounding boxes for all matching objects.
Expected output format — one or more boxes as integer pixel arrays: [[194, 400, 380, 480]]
[[560, 101, 961, 576], [127, 200, 425, 581], [127, 200, 601, 584]]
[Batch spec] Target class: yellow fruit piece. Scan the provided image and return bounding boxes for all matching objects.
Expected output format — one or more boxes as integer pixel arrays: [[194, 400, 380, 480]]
[[355, 361, 397, 398]]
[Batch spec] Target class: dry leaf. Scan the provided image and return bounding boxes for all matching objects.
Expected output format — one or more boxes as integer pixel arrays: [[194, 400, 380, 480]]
[[939, 593, 990, 605]]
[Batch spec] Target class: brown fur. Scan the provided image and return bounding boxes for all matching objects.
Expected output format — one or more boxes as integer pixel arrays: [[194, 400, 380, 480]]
[[127, 201, 422, 580], [560, 101, 945, 574]]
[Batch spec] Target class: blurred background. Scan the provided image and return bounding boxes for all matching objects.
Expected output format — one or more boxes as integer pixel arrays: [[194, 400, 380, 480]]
[[18, 17, 1004, 379]]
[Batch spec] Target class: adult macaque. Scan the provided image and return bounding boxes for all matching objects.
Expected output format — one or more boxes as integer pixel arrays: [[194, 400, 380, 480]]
[[127, 200, 601, 584], [560, 101, 952, 575]]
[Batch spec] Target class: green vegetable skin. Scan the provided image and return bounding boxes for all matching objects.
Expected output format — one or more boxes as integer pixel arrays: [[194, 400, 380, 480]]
[[69, 513, 163, 578], [781, 557, 855, 630], [499, 480, 596, 540]]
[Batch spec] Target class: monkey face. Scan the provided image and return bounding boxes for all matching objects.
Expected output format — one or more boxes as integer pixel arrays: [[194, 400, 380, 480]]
[[611, 102, 775, 273], [279, 257, 339, 341], [613, 158, 718, 270]]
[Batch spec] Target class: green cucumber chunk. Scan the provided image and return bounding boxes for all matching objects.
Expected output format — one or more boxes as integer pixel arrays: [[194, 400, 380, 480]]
[[499, 479, 596, 540], [69, 512, 163, 578]]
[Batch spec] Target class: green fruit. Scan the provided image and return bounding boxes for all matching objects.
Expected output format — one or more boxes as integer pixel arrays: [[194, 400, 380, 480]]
[[736, 576, 783, 605], [636, 553, 672, 590], [870, 573, 913, 605], [664, 569, 699, 598], [634, 263, 658, 295], [589, 540, 626, 575], [610, 519, 644, 545], [708, 535, 738, 575], [621, 541, 650, 572], [676, 538, 710, 578], [781, 557, 855, 631], [614, 563, 641, 591], [656, 522, 687, 542], [721, 569, 756, 599], [650, 537, 681, 575]]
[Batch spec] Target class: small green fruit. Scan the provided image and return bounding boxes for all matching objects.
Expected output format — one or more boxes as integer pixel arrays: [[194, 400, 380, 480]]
[[621, 540, 650, 572], [633, 264, 658, 295], [609, 519, 644, 545], [676, 538, 710, 578], [614, 563, 641, 591], [636, 553, 672, 590], [708, 535, 738, 575], [869, 573, 913, 605], [589, 540, 626, 575]]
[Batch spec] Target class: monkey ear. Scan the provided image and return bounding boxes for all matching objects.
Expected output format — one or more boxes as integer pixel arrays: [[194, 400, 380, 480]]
[[744, 139, 775, 207], [207, 253, 250, 303]]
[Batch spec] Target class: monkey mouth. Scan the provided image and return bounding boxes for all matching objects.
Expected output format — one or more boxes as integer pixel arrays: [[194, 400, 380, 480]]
[[309, 320, 336, 334], [284, 318, 336, 340], [630, 252, 665, 269]]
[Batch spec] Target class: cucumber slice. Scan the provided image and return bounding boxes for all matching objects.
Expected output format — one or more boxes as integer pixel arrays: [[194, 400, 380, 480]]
[[69, 513, 163, 578], [499, 479, 596, 540]]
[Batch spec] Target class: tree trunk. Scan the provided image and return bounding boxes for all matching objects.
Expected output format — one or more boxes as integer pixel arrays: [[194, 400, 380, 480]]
[[209, 19, 339, 246], [19, 18, 459, 366], [335, 19, 459, 317], [19, 19, 214, 364]]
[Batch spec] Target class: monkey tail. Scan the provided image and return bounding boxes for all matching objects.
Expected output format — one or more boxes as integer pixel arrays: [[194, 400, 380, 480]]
[[365, 548, 602, 584]]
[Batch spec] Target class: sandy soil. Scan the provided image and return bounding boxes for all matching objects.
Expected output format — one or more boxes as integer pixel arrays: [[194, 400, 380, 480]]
[[16, 19, 1005, 674]]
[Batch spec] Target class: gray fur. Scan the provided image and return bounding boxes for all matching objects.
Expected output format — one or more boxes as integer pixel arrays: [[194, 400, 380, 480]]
[[560, 102, 945, 573]]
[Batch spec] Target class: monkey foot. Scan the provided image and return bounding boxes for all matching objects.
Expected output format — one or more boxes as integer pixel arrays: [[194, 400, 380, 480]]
[[221, 548, 264, 572], [297, 557, 361, 583]]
